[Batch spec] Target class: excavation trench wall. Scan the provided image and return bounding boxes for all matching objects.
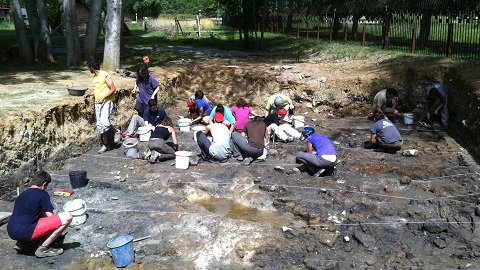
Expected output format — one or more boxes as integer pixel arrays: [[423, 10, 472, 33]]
[[0, 59, 479, 190]]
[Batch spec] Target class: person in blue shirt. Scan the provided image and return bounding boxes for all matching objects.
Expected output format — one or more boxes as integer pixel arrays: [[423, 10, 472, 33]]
[[296, 126, 338, 177], [191, 90, 212, 125], [123, 99, 167, 139], [365, 111, 403, 153], [419, 82, 449, 130], [209, 104, 236, 132], [7, 171, 72, 258]]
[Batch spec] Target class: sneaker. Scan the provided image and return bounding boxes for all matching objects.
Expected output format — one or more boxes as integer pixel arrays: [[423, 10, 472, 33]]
[[242, 157, 254, 166], [97, 145, 108, 154], [142, 149, 151, 160], [35, 246, 64, 258], [313, 168, 326, 177], [287, 136, 294, 142], [14, 241, 36, 252], [149, 150, 160, 163], [236, 156, 244, 161]]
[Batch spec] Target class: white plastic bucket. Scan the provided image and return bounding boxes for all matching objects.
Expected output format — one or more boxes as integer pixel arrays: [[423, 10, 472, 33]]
[[403, 113, 414, 125], [138, 127, 151, 142], [178, 119, 192, 132], [191, 125, 206, 141], [293, 116, 305, 129], [175, 151, 191, 169], [64, 199, 87, 226]]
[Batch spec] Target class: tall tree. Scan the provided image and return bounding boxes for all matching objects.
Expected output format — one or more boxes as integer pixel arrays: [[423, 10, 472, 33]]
[[63, 0, 82, 66], [10, 0, 34, 64], [83, 0, 103, 60], [103, 0, 123, 71], [25, 0, 54, 62]]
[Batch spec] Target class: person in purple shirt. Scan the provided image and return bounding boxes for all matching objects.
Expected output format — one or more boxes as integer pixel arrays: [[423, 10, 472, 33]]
[[231, 98, 258, 132], [296, 126, 338, 177], [133, 64, 160, 116], [364, 111, 403, 153]]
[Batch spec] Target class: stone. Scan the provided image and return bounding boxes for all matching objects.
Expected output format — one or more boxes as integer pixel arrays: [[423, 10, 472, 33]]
[[0, 212, 12, 226], [352, 230, 376, 250], [433, 238, 447, 249]]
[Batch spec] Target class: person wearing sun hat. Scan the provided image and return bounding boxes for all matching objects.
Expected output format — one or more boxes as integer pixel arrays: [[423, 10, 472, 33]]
[[263, 109, 301, 142], [196, 112, 231, 163], [295, 126, 338, 177]]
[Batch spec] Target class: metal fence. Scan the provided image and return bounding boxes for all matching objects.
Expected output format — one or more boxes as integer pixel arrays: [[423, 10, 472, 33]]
[[263, 10, 480, 60]]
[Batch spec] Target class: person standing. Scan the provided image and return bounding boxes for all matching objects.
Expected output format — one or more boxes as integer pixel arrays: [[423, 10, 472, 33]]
[[365, 111, 403, 153], [296, 126, 338, 177], [132, 64, 160, 116], [83, 59, 117, 154], [231, 98, 258, 132], [372, 87, 399, 118], [7, 171, 73, 258], [419, 82, 449, 130], [196, 112, 231, 163], [232, 115, 268, 165]]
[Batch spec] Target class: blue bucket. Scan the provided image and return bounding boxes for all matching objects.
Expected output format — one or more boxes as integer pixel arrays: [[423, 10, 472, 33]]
[[107, 235, 134, 268]]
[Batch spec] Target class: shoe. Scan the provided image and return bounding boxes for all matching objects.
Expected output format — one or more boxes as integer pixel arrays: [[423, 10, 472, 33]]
[[236, 156, 244, 161], [14, 241, 36, 252], [313, 168, 326, 177], [149, 150, 160, 163], [287, 136, 294, 142], [242, 157, 254, 166], [142, 149, 151, 160], [35, 246, 64, 258], [98, 145, 108, 154]]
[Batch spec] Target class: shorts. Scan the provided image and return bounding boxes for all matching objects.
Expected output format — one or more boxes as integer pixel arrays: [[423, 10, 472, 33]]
[[30, 215, 62, 241], [95, 101, 113, 133]]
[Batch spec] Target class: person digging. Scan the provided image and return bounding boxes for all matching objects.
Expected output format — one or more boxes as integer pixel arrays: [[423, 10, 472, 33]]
[[7, 171, 73, 258], [364, 111, 403, 153]]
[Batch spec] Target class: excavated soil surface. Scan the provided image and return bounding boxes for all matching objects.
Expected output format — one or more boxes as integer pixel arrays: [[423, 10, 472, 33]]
[[1, 49, 480, 269]]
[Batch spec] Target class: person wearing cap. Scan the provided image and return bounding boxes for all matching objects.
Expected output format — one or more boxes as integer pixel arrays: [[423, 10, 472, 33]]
[[232, 115, 268, 165], [296, 126, 337, 177], [209, 104, 236, 132], [82, 59, 117, 154], [122, 99, 167, 139], [187, 100, 199, 120], [372, 87, 399, 118], [196, 112, 231, 163], [132, 64, 160, 117], [419, 82, 449, 130], [364, 111, 403, 153], [192, 90, 213, 125], [263, 109, 301, 142], [264, 94, 293, 116]]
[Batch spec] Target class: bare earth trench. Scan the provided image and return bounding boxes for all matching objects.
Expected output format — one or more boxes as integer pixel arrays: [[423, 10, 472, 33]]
[[0, 49, 480, 269]]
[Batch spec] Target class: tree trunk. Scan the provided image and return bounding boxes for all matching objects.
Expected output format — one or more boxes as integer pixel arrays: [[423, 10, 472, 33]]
[[25, 0, 42, 61], [287, 0, 294, 35], [419, 10, 432, 47], [10, 0, 34, 64], [36, 0, 54, 62], [63, 0, 82, 66], [103, 0, 123, 72], [351, 13, 361, 40], [83, 0, 103, 60]]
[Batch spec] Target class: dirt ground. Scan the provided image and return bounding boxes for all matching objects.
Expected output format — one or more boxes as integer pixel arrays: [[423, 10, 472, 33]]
[[1, 48, 480, 269]]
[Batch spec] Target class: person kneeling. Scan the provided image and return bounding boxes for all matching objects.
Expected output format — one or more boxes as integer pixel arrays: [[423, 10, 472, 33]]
[[7, 171, 73, 258], [295, 126, 338, 177], [232, 115, 268, 166], [364, 111, 403, 153], [196, 112, 231, 163]]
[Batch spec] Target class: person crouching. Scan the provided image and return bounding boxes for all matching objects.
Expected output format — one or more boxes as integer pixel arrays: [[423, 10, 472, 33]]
[[232, 115, 268, 165], [295, 126, 338, 177], [196, 112, 231, 163]]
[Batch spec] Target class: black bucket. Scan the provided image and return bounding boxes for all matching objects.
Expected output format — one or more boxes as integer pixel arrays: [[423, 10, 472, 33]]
[[69, 170, 87, 189]]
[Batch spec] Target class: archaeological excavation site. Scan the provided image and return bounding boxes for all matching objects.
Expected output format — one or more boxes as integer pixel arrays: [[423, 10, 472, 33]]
[[1, 50, 480, 269]]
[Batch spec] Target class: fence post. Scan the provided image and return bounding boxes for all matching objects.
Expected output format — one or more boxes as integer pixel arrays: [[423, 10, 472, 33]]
[[361, 23, 366, 46], [343, 23, 348, 44], [329, 22, 333, 42], [411, 23, 417, 54], [446, 23, 453, 58], [306, 20, 309, 39], [317, 20, 320, 40], [297, 20, 300, 38]]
